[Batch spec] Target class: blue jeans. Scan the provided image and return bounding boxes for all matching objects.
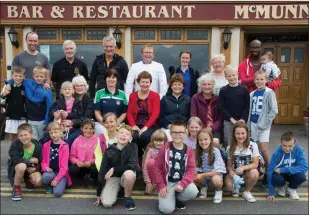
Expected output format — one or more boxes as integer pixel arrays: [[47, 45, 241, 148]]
[[271, 172, 307, 189], [42, 172, 67, 197]]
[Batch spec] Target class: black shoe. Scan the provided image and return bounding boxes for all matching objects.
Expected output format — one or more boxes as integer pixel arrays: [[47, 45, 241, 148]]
[[260, 174, 268, 188], [124, 197, 136, 211], [118, 187, 124, 199], [176, 199, 186, 210]]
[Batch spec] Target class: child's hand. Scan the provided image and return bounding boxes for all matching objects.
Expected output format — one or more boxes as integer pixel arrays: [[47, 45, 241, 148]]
[[235, 167, 244, 174], [60, 111, 68, 119], [26, 167, 36, 174], [53, 111, 61, 120], [83, 161, 91, 168], [46, 168, 53, 172], [51, 180, 57, 187], [2, 85, 11, 96], [267, 195, 275, 201], [159, 187, 168, 198], [175, 185, 184, 192], [275, 168, 280, 174], [29, 158, 38, 164], [230, 118, 237, 124], [105, 168, 114, 181], [76, 161, 84, 167], [93, 197, 101, 206], [145, 183, 153, 194], [229, 171, 236, 177], [43, 82, 51, 89]]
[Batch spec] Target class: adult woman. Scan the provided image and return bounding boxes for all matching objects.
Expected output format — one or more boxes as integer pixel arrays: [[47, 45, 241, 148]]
[[205, 54, 228, 96], [93, 68, 127, 135], [169, 50, 200, 97], [127, 71, 160, 157], [191, 75, 222, 148]]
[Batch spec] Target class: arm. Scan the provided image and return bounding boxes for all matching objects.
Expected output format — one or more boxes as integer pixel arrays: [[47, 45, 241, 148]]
[[218, 90, 233, 121], [267, 77, 281, 92], [241, 156, 259, 171], [145, 93, 160, 128], [8, 142, 29, 166], [44, 90, 53, 125], [241, 88, 250, 122], [120, 59, 129, 84], [212, 149, 227, 174], [118, 113, 127, 125], [264, 91, 278, 124], [53, 144, 69, 183], [158, 64, 168, 99], [238, 62, 255, 87], [41, 143, 50, 172], [43, 56, 52, 85], [211, 102, 222, 132], [190, 95, 198, 117], [89, 59, 98, 99], [179, 148, 196, 189], [159, 97, 169, 128], [94, 111, 103, 124], [126, 93, 136, 126], [155, 147, 167, 191], [118, 95, 128, 124], [281, 149, 308, 174], [267, 151, 281, 196], [113, 143, 138, 175], [125, 66, 136, 100], [67, 100, 83, 120]]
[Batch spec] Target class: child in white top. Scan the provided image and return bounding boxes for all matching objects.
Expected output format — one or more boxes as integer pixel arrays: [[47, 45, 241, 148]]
[[260, 51, 280, 82]]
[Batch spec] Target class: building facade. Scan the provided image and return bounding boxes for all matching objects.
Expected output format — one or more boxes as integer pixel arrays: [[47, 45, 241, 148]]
[[0, 1, 308, 125]]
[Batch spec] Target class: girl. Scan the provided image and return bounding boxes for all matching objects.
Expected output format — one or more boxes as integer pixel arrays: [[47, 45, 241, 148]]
[[224, 121, 260, 203], [69, 119, 99, 188], [184, 117, 202, 150], [195, 129, 226, 203], [49, 81, 83, 146], [142, 129, 167, 194], [41, 121, 72, 197]]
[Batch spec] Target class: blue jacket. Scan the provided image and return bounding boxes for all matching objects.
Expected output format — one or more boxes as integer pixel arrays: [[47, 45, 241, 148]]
[[267, 141, 308, 196]]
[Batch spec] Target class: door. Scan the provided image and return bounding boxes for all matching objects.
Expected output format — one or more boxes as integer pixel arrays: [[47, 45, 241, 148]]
[[0, 35, 6, 90]]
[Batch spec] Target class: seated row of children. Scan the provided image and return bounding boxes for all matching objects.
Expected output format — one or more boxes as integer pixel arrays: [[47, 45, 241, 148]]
[[8, 117, 308, 213]]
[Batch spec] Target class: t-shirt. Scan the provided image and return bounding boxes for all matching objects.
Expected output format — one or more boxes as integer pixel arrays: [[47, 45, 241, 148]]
[[180, 68, 191, 97], [23, 144, 35, 160], [184, 136, 197, 149], [168, 143, 187, 183], [227, 141, 259, 171], [250, 89, 265, 123], [12, 51, 50, 79], [50, 142, 60, 173]]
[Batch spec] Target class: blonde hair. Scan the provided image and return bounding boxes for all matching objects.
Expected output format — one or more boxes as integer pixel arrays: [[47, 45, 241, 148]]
[[211, 54, 226, 64], [33, 66, 47, 74], [141, 44, 155, 54], [197, 74, 216, 94], [60, 81, 74, 96], [187, 117, 202, 137], [254, 70, 267, 79], [224, 64, 237, 75], [47, 121, 62, 132], [11, 66, 25, 75]]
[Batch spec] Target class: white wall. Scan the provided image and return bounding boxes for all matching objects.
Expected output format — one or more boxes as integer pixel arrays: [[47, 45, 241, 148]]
[[23, 26, 32, 51], [5, 26, 13, 78], [124, 27, 131, 67], [231, 27, 241, 67], [210, 27, 221, 58]]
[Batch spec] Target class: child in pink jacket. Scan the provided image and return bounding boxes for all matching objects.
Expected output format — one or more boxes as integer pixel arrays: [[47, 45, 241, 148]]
[[155, 121, 198, 214], [41, 122, 72, 197]]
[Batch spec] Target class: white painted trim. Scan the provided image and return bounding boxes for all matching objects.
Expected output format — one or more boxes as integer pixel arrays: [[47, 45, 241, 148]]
[[231, 27, 240, 68], [210, 27, 221, 59], [109, 27, 114, 37], [23, 26, 33, 51], [125, 27, 131, 67], [5, 26, 13, 79]]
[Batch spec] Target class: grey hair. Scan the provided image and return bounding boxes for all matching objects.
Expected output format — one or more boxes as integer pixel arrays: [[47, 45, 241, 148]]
[[62, 40, 76, 52], [102, 36, 116, 47], [211, 54, 226, 64], [72, 75, 89, 91], [197, 74, 216, 94]]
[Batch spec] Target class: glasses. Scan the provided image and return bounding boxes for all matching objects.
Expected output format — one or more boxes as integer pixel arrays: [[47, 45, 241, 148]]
[[143, 52, 154, 55], [74, 85, 86, 88], [171, 131, 186, 135]]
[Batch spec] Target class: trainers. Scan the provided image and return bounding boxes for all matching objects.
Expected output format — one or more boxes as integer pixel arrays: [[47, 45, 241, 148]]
[[24, 178, 34, 191], [12, 186, 22, 201], [124, 197, 136, 211], [277, 184, 287, 197], [232, 187, 240, 197], [198, 187, 207, 198], [242, 191, 256, 203], [287, 187, 299, 200], [213, 190, 223, 203], [118, 187, 124, 199], [45, 185, 53, 194], [175, 199, 186, 210]]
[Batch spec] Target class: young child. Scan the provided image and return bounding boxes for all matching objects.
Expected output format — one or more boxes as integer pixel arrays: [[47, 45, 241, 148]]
[[49, 81, 83, 146], [142, 129, 167, 194], [260, 51, 281, 84], [195, 129, 226, 203], [41, 122, 72, 197], [8, 123, 42, 201], [225, 121, 260, 203], [95, 125, 138, 211], [1, 66, 27, 144], [184, 117, 202, 150], [219, 65, 250, 148], [155, 121, 198, 214], [6, 66, 53, 141], [69, 119, 99, 188], [267, 132, 308, 201], [248, 70, 278, 187]]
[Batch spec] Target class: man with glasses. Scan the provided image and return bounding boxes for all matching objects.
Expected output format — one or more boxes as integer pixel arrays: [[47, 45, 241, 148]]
[[125, 44, 167, 99]]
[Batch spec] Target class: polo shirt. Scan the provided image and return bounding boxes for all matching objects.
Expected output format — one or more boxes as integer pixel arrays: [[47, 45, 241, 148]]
[[52, 57, 89, 92], [94, 88, 128, 117]]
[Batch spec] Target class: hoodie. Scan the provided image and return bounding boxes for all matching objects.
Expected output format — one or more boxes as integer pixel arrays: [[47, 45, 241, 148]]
[[267, 142, 308, 196]]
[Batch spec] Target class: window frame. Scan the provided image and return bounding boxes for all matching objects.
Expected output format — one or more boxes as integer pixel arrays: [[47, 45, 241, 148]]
[[158, 29, 183, 42], [184, 29, 210, 43], [132, 29, 157, 43]]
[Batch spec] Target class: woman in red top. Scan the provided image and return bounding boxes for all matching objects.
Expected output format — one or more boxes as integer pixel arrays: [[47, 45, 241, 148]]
[[127, 71, 160, 157]]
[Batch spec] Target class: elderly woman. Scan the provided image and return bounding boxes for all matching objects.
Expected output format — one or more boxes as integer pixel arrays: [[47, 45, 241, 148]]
[[127, 71, 160, 156], [94, 68, 127, 135], [191, 75, 222, 148], [205, 54, 228, 96], [169, 50, 200, 97]]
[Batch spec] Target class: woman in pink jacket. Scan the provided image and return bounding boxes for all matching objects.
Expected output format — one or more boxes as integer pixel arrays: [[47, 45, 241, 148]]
[[41, 122, 72, 197]]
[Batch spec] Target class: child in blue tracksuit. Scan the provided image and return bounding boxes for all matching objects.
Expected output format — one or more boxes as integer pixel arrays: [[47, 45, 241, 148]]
[[267, 131, 308, 201]]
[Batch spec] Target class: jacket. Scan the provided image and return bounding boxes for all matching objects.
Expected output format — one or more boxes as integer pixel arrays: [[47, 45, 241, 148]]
[[97, 142, 138, 196], [159, 91, 191, 129], [8, 139, 42, 185], [89, 53, 129, 98], [190, 92, 222, 132], [127, 90, 160, 128], [155, 142, 196, 191], [248, 87, 278, 132], [71, 94, 93, 128], [267, 142, 308, 196], [41, 140, 72, 185], [238, 55, 281, 92], [70, 135, 99, 164], [143, 147, 159, 184], [169, 66, 200, 97]]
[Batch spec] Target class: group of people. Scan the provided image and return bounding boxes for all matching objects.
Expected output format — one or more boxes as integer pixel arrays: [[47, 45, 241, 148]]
[[1, 33, 308, 213]]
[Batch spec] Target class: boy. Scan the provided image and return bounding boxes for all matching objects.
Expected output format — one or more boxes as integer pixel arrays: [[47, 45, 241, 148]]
[[155, 121, 198, 214], [95, 125, 138, 211], [248, 70, 278, 187], [219, 65, 250, 148], [267, 132, 308, 201], [8, 123, 42, 201], [0, 66, 27, 144], [6, 66, 53, 140], [260, 51, 281, 88]]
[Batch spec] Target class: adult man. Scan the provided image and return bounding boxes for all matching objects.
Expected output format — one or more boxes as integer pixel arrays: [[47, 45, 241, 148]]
[[12, 32, 51, 84], [89, 36, 129, 98], [125, 45, 167, 99], [52, 40, 89, 97], [238, 39, 280, 93]]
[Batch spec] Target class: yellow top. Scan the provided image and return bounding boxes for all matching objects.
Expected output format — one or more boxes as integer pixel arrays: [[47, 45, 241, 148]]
[[94, 130, 109, 171]]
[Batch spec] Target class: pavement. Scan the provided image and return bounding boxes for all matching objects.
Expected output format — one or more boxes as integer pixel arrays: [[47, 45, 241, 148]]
[[0, 125, 308, 214]]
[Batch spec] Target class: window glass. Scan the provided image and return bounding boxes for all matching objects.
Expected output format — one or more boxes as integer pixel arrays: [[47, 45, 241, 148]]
[[87, 30, 108, 40], [62, 30, 82, 40], [294, 48, 305, 63], [187, 30, 208, 40], [37, 30, 57, 40], [280, 47, 291, 63], [160, 30, 182, 40], [134, 30, 156, 40]]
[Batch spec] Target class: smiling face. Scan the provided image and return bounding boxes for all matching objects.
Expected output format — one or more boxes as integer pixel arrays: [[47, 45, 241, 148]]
[[64, 43, 76, 59], [170, 125, 187, 144], [211, 57, 225, 73], [154, 140, 164, 149], [225, 69, 238, 86], [73, 81, 87, 95], [18, 130, 33, 146], [49, 128, 62, 143], [33, 72, 46, 84], [138, 78, 151, 92], [12, 72, 24, 85], [254, 73, 267, 90], [117, 128, 132, 145], [61, 85, 74, 98], [81, 124, 95, 139], [141, 47, 154, 63], [250, 41, 262, 57], [103, 115, 117, 133], [235, 127, 247, 144], [201, 79, 213, 95], [103, 40, 116, 58], [281, 139, 296, 153], [198, 132, 212, 150], [188, 121, 202, 138], [26, 33, 39, 52], [106, 75, 117, 88], [171, 81, 184, 95], [180, 53, 191, 67]]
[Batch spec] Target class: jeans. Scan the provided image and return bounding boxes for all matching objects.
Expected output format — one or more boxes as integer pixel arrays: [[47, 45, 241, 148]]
[[271, 172, 307, 189], [42, 172, 67, 197]]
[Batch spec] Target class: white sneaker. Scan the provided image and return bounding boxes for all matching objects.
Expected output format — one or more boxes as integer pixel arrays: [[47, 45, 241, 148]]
[[242, 191, 256, 203], [213, 190, 223, 203], [198, 187, 207, 198], [232, 187, 240, 197], [287, 187, 299, 200], [277, 184, 287, 197]]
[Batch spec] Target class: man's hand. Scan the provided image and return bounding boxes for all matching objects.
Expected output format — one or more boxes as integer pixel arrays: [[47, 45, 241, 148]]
[[105, 168, 114, 181], [175, 185, 184, 192], [159, 187, 168, 198], [139, 126, 148, 136]]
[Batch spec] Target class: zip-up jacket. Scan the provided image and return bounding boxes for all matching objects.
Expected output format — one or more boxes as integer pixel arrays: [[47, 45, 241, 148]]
[[71, 94, 93, 128]]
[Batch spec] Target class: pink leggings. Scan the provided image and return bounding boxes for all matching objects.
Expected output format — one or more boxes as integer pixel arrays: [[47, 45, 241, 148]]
[[146, 159, 156, 184]]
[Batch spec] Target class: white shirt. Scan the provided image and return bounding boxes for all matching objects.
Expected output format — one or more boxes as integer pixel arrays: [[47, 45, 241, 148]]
[[205, 72, 228, 96], [125, 61, 168, 100]]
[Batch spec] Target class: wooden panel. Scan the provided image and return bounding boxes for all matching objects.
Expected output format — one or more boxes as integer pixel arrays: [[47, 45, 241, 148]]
[[292, 86, 301, 100], [278, 104, 288, 117], [12, 27, 23, 57], [280, 66, 290, 81], [292, 105, 301, 117], [278, 86, 289, 100], [293, 67, 303, 82]]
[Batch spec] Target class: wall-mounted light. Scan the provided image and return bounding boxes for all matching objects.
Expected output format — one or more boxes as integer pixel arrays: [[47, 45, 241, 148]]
[[8, 25, 19, 48], [222, 26, 232, 50], [113, 26, 122, 49]]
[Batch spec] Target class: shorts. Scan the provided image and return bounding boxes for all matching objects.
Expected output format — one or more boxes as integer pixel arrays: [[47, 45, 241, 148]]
[[250, 123, 270, 143], [5, 119, 27, 134]]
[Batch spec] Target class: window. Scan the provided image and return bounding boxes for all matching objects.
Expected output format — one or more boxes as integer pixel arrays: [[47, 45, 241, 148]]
[[62, 30, 83, 40], [134, 30, 156, 40], [186, 30, 208, 41], [87, 29, 108, 40], [160, 30, 182, 40], [36, 29, 58, 40]]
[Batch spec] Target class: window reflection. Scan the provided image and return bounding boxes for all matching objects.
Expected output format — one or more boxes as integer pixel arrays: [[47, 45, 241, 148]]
[[294, 48, 304, 63]]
